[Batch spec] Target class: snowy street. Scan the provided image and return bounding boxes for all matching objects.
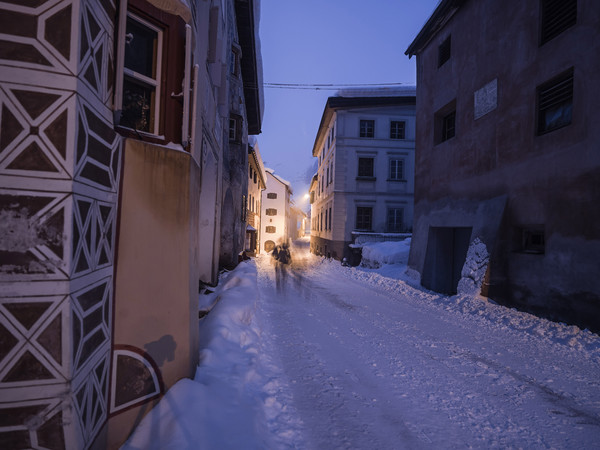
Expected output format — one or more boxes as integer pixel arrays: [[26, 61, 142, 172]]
[[124, 238, 600, 449], [255, 240, 600, 448]]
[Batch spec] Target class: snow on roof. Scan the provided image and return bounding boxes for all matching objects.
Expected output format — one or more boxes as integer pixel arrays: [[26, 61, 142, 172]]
[[336, 85, 417, 98], [265, 168, 292, 192]]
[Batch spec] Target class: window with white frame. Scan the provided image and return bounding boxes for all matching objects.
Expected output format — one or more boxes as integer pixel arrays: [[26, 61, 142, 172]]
[[390, 121, 406, 139], [119, 12, 163, 134], [359, 119, 375, 138], [389, 158, 405, 181], [387, 208, 404, 232]]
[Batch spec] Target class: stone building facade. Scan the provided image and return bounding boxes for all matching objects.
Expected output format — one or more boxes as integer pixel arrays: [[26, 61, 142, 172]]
[[405, 0, 600, 331]]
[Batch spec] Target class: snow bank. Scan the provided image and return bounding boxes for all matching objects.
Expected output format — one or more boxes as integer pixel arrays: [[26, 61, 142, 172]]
[[122, 261, 274, 450], [457, 237, 489, 295], [360, 238, 411, 269]]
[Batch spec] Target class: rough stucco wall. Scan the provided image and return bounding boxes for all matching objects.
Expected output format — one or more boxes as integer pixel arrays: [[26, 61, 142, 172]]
[[409, 0, 600, 331], [109, 139, 200, 446]]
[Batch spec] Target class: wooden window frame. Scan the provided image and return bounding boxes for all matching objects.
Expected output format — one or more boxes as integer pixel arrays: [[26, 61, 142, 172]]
[[114, 0, 186, 143]]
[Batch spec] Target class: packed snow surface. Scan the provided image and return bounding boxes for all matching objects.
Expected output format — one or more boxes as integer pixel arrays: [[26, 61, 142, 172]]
[[123, 238, 600, 449]]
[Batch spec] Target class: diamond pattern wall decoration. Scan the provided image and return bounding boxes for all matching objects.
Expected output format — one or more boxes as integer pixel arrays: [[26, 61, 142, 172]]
[[0, 0, 120, 447], [0, 84, 76, 180]]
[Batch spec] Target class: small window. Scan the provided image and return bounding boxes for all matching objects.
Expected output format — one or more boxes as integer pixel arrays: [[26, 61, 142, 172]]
[[359, 120, 374, 138], [328, 206, 332, 230], [229, 45, 241, 76], [537, 68, 573, 135], [357, 157, 374, 178], [442, 111, 456, 142], [265, 208, 277, 216], [249, 167, 252, 178], [390, 121, 405, 139], [356, 207, 373, 231], [253, 172, 257, 184], [387, 208, 404, 232], [438, 35, 451, 67], [266, 192, 277, 199], [266, 226, 276, 233], [119, 13, 163, 133], [241, 195, 246, 221], [540, 0, 577, 45], [229, 115, 242, 142], [389, 159, 404, 181], [522, 228, 545, 254]]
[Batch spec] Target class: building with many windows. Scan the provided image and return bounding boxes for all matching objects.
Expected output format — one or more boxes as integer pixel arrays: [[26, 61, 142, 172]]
[[309, 89, 416, 263], [261, 169, 292, 252], [0, 0, 262, 447], [405, 0, 600, 331]]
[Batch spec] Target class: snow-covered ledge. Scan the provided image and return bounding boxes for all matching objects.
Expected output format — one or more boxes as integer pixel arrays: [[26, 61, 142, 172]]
[[145, 0, 191, 22]]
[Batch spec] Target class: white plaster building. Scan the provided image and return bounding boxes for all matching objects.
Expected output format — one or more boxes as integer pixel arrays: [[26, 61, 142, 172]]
[[261, 169, 292, 252], [245, 138, 266, 255], [310, 89, 416, 264]]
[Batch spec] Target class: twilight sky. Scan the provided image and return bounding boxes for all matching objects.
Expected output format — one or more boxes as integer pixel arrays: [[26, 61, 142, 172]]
[[257, 0, 440, 208]]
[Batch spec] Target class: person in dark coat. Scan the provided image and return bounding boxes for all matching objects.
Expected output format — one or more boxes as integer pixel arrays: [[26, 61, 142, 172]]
[[272, 241, 291, 292]]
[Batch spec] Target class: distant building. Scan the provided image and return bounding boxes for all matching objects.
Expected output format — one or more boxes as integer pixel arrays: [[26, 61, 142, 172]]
[[245, 139, 267, 256], [261, 169, 292, 252], [309, 90, 416, 263], [405, 0, 600, 331], [290, 205, 308, 239]]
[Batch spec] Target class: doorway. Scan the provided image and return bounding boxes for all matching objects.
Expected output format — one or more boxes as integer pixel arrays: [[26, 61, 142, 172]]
[[422, 226, 472, 295]]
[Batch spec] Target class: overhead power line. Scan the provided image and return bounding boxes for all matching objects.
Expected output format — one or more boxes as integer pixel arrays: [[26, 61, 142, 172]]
[[263, 82, 408, 91]]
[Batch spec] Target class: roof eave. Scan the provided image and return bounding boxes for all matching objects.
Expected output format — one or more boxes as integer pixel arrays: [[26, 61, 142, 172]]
[[405, 0, 467, 58]]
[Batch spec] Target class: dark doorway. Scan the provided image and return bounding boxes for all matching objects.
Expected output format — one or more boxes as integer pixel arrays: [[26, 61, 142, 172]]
[[422, 226, 472, 294]]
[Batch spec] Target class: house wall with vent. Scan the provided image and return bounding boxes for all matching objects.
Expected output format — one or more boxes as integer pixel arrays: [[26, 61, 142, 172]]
[[406, 0, 600, 332]]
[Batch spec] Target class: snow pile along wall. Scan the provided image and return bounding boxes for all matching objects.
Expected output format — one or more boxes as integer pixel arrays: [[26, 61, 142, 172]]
[[122, 261, 275, 450], [457, 237, 489, 296], [360, 239, 411, 269]]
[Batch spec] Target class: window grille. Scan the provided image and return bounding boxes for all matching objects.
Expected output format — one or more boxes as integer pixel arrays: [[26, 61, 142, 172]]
[[359, 120, 374, 138], [358, 157, 374, 177], [537, 69, 573, 135], [390, 121, 406, 139], [389, 159, 404, 180], [356, 207, 373, 230], [541, 0, 577, 45]]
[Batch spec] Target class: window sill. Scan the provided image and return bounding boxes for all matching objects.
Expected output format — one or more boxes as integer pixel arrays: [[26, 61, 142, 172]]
[[116, 126, 167, 145], [356, 177, 376, 181], [387, 179, 407, 182]]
